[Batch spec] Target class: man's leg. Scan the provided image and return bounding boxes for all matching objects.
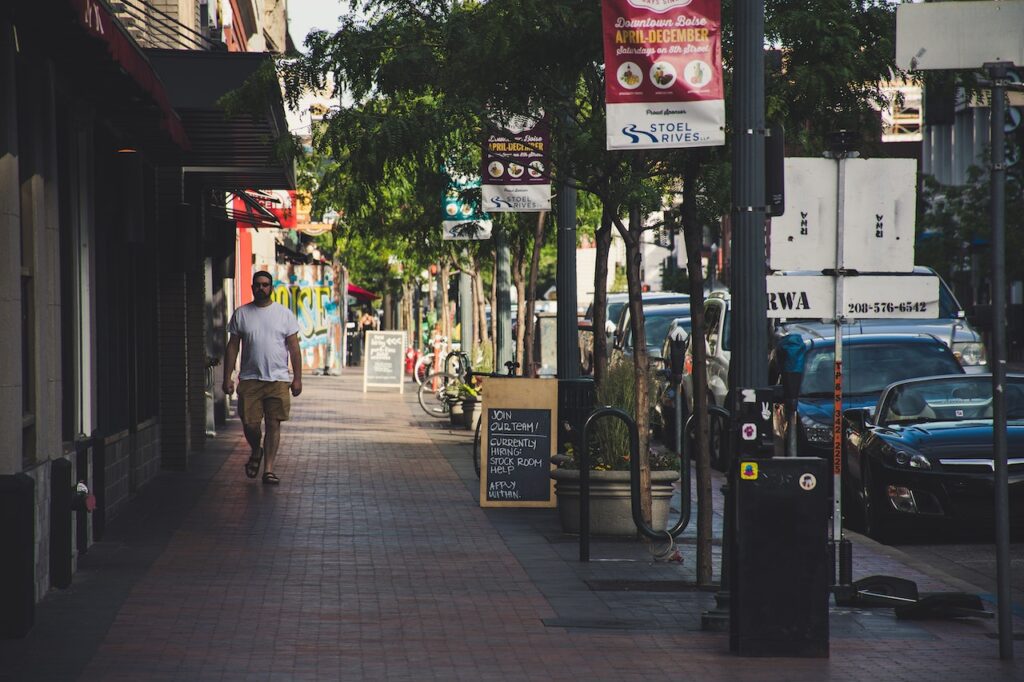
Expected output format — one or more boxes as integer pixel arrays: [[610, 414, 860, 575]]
[[242, 423, 263, 457], [263, 417, 282, 475]]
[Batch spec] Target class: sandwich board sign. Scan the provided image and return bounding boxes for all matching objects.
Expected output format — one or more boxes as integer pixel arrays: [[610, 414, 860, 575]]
[[363, 330, 406, 393], [479, 378, 558, 508]]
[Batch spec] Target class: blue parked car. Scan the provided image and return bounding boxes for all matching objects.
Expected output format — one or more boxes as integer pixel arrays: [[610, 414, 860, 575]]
[[769, 333, 965, 458]]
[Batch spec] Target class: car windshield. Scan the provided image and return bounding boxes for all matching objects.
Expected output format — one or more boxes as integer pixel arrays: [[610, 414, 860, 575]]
[[799, 342, 962, 397], [880, 376, 1024, 425], [643, 314, 690, 350], [607, 301, 627, 330]]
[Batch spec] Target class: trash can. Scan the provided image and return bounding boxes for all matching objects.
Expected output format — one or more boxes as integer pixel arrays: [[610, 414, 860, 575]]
[[558, 377, 595, 455], [0, 473, 35, 638], [730, 457, 830, 657]]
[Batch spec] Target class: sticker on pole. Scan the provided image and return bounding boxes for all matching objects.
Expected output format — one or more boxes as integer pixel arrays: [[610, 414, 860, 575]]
[[741, 423, 757, 441], [799, 473, 817, 491], [740, 462, 759, 480]]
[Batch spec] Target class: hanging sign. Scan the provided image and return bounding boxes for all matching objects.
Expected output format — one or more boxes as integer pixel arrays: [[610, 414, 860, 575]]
[[481, 115, 552, 212], [602, 0, 725, 150], [442, 175, 493, 240]]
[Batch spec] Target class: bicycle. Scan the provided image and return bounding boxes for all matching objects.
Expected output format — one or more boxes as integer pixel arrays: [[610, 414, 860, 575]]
[[416, 346, 477, 419], [471, 361, 520, 478]]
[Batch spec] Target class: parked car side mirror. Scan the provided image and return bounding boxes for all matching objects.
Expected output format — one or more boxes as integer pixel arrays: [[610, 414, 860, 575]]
[[843, 407, 871, 431]]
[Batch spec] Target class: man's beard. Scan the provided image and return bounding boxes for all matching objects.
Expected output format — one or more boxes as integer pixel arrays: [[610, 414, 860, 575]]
[[253, 289, 271, 303]]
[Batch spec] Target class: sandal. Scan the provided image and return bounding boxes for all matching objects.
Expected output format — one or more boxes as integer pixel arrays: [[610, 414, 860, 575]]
[[244, 448, 263, 479], [262, 472, 280, 485]]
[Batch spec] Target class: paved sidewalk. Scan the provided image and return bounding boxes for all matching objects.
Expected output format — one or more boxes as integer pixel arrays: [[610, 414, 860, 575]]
[[2, 373, 1022, 680]]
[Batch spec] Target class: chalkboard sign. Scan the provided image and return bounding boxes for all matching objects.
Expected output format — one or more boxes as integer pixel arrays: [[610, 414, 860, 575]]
[[362, 330, 406, 393], [480, 378, 557, 508]]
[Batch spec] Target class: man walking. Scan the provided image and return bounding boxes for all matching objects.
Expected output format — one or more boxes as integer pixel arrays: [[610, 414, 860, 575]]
[[222, 271, 303, 485]]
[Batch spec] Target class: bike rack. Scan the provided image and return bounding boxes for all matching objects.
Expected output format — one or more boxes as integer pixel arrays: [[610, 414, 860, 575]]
[[578, 406, 691, 562]]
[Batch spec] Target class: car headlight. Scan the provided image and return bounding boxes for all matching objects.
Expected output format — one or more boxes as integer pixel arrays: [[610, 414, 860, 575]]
[[880, 443, 931, 470], [800, 415, 832, 445], [953, 342, 986, 367]]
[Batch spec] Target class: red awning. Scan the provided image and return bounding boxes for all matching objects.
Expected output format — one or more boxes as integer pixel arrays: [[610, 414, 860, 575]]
[[66, 0, 190, 151], [347, 284, 377, 302]]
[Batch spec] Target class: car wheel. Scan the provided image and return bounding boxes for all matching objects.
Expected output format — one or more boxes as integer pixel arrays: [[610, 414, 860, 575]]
[[861, 459, 896, 543], [842, 465, 866, 533]]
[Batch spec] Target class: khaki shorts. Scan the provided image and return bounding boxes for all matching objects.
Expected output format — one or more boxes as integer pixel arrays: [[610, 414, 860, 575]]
[[237, 380, 291, 426]]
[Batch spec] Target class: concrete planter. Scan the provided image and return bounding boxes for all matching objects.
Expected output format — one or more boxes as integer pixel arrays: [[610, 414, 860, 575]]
[[448, 399, 465, 426], [461, 397, 482, 430], [550, 468, 679, 536]]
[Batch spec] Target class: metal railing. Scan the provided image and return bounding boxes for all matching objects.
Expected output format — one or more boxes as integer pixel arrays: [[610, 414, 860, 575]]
[[578, 407, 692, 562]]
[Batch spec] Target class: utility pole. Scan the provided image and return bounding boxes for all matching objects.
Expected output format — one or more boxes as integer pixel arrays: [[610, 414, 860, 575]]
[[704, 0, 767, 633]]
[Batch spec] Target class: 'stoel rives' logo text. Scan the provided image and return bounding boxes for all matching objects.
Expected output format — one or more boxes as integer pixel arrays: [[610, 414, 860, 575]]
[[626, 0, 693, 13]]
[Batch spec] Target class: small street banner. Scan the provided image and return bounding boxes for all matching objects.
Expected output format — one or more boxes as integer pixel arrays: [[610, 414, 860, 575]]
[[442, 175, 493, 240], [481, 115, 552, 212], [602, 0, 725, 150]]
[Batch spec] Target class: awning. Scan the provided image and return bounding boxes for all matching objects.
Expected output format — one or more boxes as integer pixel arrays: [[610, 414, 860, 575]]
[[146, 50, 295, 190], [347, 284, 378, 302], [16, 1, 190, 155]]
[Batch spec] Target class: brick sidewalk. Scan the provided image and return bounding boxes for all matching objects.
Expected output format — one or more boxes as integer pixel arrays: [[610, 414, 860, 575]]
[[2, 373, 1021, 680]]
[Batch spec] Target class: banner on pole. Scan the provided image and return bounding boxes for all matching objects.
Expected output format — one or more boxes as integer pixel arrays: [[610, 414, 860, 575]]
[[442, 175, 493, 240], [482, 115, 552, 212], [602, 0, 725, 150]]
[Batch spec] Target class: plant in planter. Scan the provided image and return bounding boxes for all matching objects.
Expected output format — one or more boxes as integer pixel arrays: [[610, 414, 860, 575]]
[[551, 362, 679, 535]]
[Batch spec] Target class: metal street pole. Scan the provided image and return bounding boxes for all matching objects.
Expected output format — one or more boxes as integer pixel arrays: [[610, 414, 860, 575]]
[[986, 61, 1013, 661], [459, 265, 473, 361], [556, 176, 579, 380], [704, 0, 767, 634]]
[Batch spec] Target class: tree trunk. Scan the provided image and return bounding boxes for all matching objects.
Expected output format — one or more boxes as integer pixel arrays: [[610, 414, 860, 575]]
[[592, 205, 613, 388], [681, 156, 712, 586], [440, 262, 451, 344], [618, 203, 651, 525], [472, 256, 489, 349], [513, 239, 527, 375], [523, 210, 546, 376]]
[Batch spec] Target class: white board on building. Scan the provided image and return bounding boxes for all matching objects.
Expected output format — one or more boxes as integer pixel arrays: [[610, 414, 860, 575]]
[[766, 275, 941, 321], [769, 158, 917, 273], [896, 1, 1024, 71]]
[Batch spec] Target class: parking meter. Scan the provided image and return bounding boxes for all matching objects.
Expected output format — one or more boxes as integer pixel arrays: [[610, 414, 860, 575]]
[[666, 327, 689, 453], [776, 334, 807, 456], [776, 334, 807, 408], [667, 326, 688, 384]]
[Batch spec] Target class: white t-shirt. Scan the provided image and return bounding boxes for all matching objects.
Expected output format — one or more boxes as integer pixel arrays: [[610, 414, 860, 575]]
[[227, 302, 300, 382]]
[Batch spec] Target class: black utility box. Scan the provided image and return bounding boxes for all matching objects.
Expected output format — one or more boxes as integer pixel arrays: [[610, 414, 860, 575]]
[[0, 474, 35, 638], [730, 457, 830, 657]]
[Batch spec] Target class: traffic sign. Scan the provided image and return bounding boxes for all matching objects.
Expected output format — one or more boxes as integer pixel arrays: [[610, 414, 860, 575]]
[[896, 1, 1024, 71], [769, 158, 917, 273]]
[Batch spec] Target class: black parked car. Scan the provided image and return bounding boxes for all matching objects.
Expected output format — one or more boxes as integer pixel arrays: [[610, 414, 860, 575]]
[[842, 374, 1024, 542]]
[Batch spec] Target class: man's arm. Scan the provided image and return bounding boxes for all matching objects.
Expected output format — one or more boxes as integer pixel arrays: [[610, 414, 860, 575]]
[[222, 334, 241, 395], [286, 333, 303, 396]]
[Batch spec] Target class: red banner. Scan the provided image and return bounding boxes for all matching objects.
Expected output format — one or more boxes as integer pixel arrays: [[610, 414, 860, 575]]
[[602, 0, 724, 150]]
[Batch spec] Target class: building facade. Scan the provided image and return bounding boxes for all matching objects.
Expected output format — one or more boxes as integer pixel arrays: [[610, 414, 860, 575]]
[[0, 0, 292, 637]]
